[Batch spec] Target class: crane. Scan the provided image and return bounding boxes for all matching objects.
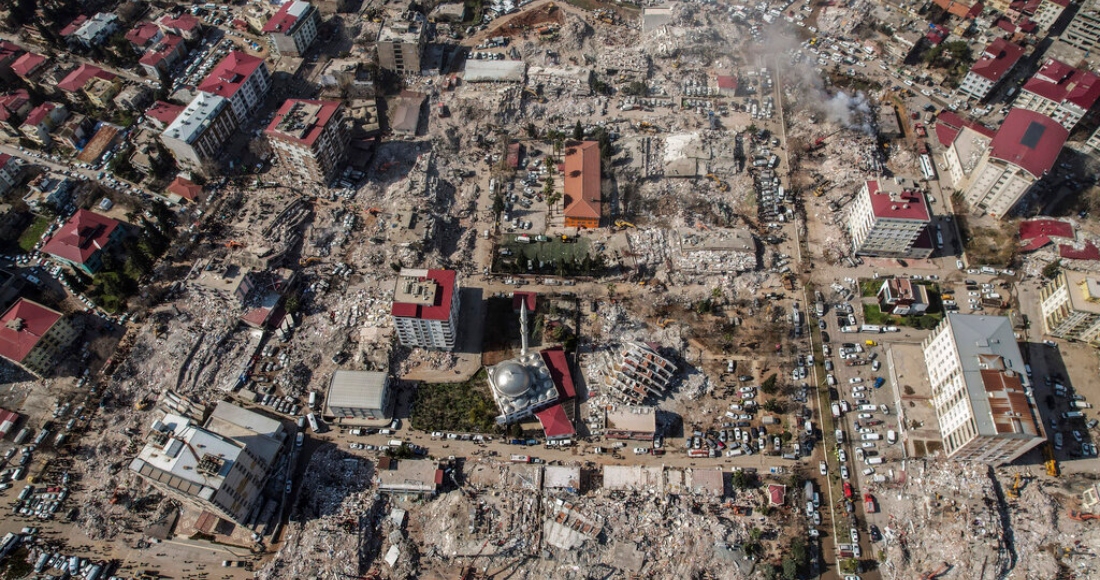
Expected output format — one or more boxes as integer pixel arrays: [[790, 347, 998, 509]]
[[804, 127, 845, 153], [1067, 509, 1100, 521]]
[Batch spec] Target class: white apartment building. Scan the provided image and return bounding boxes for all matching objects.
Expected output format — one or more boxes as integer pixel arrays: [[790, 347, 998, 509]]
[[262, 0, 321, 57], [1033, 0, 1071, 31], [160, 92, 239, 173], [1039, 270, 1100, 345], [265, 99, 349, 183], [1060, 0, 1100, 55], [197, 51, 271, 123], [958, 39, 1023, 101], [1015, 59, 1100, 131], [959, 109, 1067, 219], [847, 179, 933, 259], [390, 269, 460, 350], [922, 314, 1045, 464]]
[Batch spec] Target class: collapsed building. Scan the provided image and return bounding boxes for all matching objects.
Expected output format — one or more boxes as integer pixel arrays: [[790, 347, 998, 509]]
[[601, 341, 677, 404]]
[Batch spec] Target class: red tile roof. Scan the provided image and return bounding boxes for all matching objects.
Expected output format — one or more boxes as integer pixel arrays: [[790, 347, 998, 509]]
[[1059, 242, 1100, 261], [0, 153, 13, 170], [23, 102, 58, 127], [512, 291, 536, 312], [0, 41, 23, 61], [0, 89, 30, 123], [57, 64, 116, 92], [264, 99, 340, 147], [934, 110, 996, 147], [11, 52, 46, 77], [563, 141, 601, 221], [41, 209, 120, 265], [969, 39, 1023, 82], [1019, 218, 1074, 251], [157, 13, 201, 32], [0, 299, 63, 364], [262, 0, 304, 33], [60, 14, 89, 37], [535, 404, 575, 438], [0, 408, 20, 438], [865, 180, 931, 221], [145, 100, 185, 126], [989, 108, 1068, 178], [768, 484, 786, 506], [390, 269, 456, 321], [166, 175, 202, 201], [716, 75, 737, 89], [125, 21, 162, 46], [139, 34, 185, 67], [1023, 58, 1100, 111], [540, 347, 576, 400], [198, 51, 265, 100]]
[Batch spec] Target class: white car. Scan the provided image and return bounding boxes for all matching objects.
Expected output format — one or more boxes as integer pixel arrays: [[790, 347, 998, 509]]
[[841, 465, 850, 479], [849, 377, 863, 384], [739, 386, 755, 394], [633, 447, 648, 455], [819, 461, 827, 475], [850, 528, 859, 543], [838, 449, 847, 462], [858, 413, 872, 419], [861, 442, 876, 448]]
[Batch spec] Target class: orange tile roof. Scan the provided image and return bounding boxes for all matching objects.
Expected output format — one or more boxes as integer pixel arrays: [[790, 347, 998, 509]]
[[562, 141, 600, 221]]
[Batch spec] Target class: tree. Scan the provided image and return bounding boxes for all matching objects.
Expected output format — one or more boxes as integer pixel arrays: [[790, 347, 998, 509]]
[[1042, 259, 1061, 280], [761, 373, 778, 395], [525, 123, 538, 139], [782, 557, 797, 580], [731, 470, 752, 489], [492, 193, 505, 216], [572, 120, 584, 141], [749, 527, 762, 542]]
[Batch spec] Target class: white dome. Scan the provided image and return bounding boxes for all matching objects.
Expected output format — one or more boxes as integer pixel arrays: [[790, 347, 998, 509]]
[[494, 361, 531, 398]]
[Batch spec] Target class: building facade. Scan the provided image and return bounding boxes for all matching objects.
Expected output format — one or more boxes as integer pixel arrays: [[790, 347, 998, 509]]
[[958, 39, 1023, 101], [20, 102, 68, 148], [326, 370, 393, 420], [0, 299, 77, 378], [263, 1, 321, 57], [390, 268, 460, 350], [160, 92, 239, 173], [0, 154, 21, 195], [265, 99, 349, 183], [1015, 59, 1100, 131], [922, 314, 1045, 464], [961, 109, 1067, 219], [847, 180, 933, 258], [197, 51, 271, 123], [377, 13, 427, 74], [1039, 270, 1100, 345], [1060, 0, 1100, 55], [1033, 0, 1071, 31], [129, 402, 284, 524]]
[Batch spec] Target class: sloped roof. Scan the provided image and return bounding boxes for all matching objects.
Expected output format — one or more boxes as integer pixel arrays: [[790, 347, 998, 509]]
[[198, 51, 265, 100], [60, 15, 89, 37], [0, 41, 24, 61], [139, 34, 185, 67], [157, 13, 201, 32], [0, 299, 63, 363], [166, 175, 202, 201], [969, 39, 1023, 82], [541, 346, 576, 399], [145, 100, 185, 126], [23, 102, 58, 127], [11, 52, 46, 77], [57, 64, 116, 92], [1059, 242, 1100, 260], [989, 108, 1068, 178], [1019, 218, 1073, 252], [563, 141, 601, 221], [535, 404, 575, 438], [264, 99, 341, 147], [390, 269, 456, 321], [0, 89, 30, 122], [1022, 58, 1100, 111], [41, 209, 120, 265], [263, 0, 312, 33], [125, 21, 162, 46]]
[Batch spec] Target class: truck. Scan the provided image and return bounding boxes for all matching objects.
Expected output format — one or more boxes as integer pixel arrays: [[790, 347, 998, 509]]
[[516, 235, 532, 243], [1062, 411, 1084, 420], [762, 416, 779, 425], [887, 430, 898, 444], [306, 413, 321, 433], [510, 454, 531, 463], [863, 492, 877, 513], [688, 448, 711, 458], [865, 456, 884, 464]]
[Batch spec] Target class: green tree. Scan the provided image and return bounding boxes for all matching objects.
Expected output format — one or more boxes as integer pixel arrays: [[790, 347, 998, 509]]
[[761, 373, 779, 395], [749, 527, 762, 542], [572, 120, 584, 141], [492, 193, 505, 216], [526, 122, 538, 138], [1042, 259, 1061, 280]]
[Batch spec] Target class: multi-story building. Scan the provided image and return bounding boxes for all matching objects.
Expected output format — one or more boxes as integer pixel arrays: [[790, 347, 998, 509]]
[[124, 21, 164, 53], [1039, 270, 1100, 345], [160, 92, 239, 173], [265, 99, 349, 183], [1060, 0, 1100, 55], [20, 102, 68, 148], [563, 141, 601, 229], [197, 51, 270, 123], [129, 402, 285, 524], [377, 12, 427, 74], [156, 13, 203, 41], [1015, 59, 1100, 130], [326, 370, 393, 420], [57, 64, 119, 105], [10, 52, 49, 85], [1033, 0, 1071, 31], [958, 39, 1024, 101], [41, 209, 123, 275], [262, 1, 321, 57], [922, 314, 1045, 464], [390, 268, 460, 350], [958, 108, 1067, 219], [0, 298, 78, 378], [0, 41, 23, 82], [0, 154, 22, 195], [68, 13, 119, 48], [0, 90, 32, 139], [846, 179, 933, 259], [139, 34, 187, 79]]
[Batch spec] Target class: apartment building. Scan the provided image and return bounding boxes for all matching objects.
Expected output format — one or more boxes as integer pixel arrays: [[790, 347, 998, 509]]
[[129, 402, 285, 524], [847, 179, 933, 259], [264, 99, 349, 183], [959, 109, 1067, 219], [0, 154, 21, 195], [922, 314, 1045, 464], [263, 1, 321, 57], [1015, 59, 1100, 130], [139, 34, 187, 78], [1060, 0, 1100, 55], [390, 268, 460, 350], [0, 299, 78, 378], [377, 12, 427, 74], [69, 13, 119, 48], [1039, 270, 1100, 345], [41, 209, 123, 275], [20, 102, 68, 148], [156, 13, 203, 41], [160, 92, 239, 173], [958, 39, 1024, 101], [1033, 0, 1071, 31], [197, 51, 270, 123]]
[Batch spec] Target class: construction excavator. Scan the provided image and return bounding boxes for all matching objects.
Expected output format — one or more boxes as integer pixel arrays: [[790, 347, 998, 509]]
[[919, 562, 950, 580], [1067, 509, 1100, 521], [225, 240, 245, 249], [1043, 443, 1060, 477], [299, 257, 321, 266], [614, 220, 636, 229], [705, 173, 730, 192]]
